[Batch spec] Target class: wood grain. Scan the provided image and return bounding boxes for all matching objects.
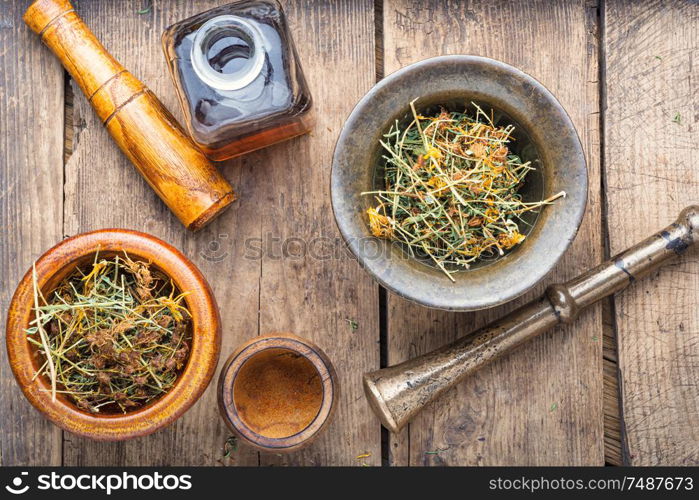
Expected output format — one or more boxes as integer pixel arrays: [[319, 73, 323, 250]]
[[382, 0, 605, 465], [256, 0, 381, 466], [60, 0, 379, 466], [604, 0, 699, 465], [7, 0, 692, 467], [61, 0, 257, 466], [0, 0, 64, 465]]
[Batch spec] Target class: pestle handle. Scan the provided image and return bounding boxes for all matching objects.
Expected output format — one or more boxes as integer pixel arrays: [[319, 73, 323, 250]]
[[549, 205, 698, 321], [24, 0, 236, 230], [364, 205, 698, 433]]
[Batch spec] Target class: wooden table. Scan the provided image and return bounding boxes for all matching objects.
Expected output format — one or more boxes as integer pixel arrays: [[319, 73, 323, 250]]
[[1, 0, 697, 466]]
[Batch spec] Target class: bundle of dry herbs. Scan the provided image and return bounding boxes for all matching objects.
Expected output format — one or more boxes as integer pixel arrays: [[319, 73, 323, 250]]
[[364, 100, 565, 281], [26, 254, 192, 413]]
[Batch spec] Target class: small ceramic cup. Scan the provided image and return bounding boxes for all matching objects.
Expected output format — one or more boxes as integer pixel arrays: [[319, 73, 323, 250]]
[[218, 333, 338, 452], [5, 229, 221, 440]]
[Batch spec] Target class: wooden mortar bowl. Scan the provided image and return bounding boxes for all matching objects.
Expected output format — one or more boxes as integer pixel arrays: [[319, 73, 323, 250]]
[[218, 333, 338, 452], [5, 229, 221, 441]]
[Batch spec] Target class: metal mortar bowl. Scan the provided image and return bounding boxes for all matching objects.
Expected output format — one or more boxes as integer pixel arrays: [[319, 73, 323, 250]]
[[331, 55, 587, 311]]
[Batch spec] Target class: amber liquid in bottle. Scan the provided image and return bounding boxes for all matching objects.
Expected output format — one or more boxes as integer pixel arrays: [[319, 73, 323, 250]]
[[162, 0, 314, 161]]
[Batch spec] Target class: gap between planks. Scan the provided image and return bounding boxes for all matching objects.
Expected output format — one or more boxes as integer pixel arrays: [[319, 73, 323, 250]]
[[597, 0, 623, 467], [374, 0, 391, 467], [57, 0, 623, 467]]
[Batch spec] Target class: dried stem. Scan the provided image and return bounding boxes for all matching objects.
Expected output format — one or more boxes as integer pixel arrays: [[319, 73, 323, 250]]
[[32, 263, 56, 402], [26, 254, 192, 414], [363, 101, 565, 280]]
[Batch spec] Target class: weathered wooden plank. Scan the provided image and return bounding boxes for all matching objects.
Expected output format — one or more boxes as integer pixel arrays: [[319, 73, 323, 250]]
[[0, 1, 65, 465], [61, 0, 259, 466], [604, 0, 699, 466], [383, 0, 604, 465], [60, 0, 379, 466], [257, 0, 380, 466]]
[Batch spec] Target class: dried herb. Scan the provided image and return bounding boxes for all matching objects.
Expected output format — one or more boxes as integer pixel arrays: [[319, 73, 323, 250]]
[[26, 253, 192, 414], [137, 1, 152, 15], [224, 435, 238, 458], [355, 452, 371, 466], [363, 100, 565, 281]]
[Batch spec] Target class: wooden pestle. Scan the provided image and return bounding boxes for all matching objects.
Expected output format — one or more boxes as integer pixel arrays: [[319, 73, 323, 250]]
[[364, 205, 699, 433], [24, 0, 236, 231]]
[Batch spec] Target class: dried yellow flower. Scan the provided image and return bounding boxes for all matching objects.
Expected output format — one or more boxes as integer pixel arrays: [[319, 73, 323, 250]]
[[498, 231, 526, 249], [366, 207, 393, 238], [423, 146, 442, 161]]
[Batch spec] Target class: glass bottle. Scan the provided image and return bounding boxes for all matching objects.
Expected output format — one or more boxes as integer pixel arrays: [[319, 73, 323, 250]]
[[162, 0, 314, 161]]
